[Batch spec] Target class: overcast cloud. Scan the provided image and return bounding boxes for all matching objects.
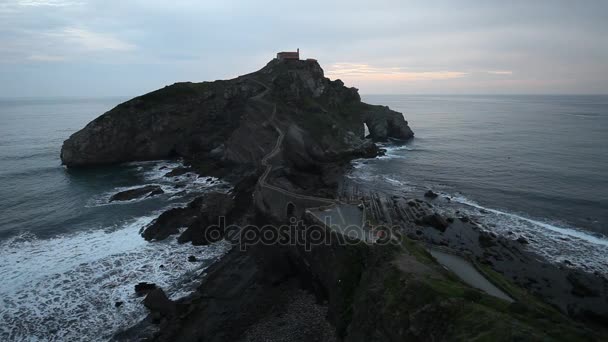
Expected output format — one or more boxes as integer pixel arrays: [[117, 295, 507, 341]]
[[1, 0, 606, 97]]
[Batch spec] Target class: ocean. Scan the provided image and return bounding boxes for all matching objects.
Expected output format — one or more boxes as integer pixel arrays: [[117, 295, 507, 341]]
[[0, 95, 607, 340], [0, 98, 232, 341], [354, 94, 608, 273]]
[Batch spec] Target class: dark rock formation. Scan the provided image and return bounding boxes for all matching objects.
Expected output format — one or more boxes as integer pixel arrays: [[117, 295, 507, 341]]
[[163, 167, 191, 178], [109, 185, 164, 202], [60, 59, 413, 168], [424, 190, 439, 199], [142, 198, 202, 241], [144, 288, 176, 320], [363, 105, 414, 142], [418, 213, 449, 232], [135, 282, 157, 296], [177, 192, 234, 245]]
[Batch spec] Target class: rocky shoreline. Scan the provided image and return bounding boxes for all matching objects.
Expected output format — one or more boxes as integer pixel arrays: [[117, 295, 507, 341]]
[[61, 58, 607, 341]]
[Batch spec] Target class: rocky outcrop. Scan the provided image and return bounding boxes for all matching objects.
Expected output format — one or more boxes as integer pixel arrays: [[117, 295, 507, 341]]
[[142, 198, 203, 241], [109, 185, 164, 202], [177, 192, 234, 245], [362, 104, 414, 141], [60, 59, 413, 168]]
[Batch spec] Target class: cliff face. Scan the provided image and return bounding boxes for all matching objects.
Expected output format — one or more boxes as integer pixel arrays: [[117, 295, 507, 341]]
[[60, 59, 413, 168]]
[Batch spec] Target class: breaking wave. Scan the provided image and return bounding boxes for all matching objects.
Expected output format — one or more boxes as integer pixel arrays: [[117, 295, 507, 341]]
[[0, 214, 231, 341]]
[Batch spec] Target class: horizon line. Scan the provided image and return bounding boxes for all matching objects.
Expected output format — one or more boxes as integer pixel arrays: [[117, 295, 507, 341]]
[[2, 93, 608, 100]]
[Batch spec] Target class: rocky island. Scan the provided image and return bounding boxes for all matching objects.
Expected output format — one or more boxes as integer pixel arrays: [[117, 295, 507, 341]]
[[62, 57, 607, 341]]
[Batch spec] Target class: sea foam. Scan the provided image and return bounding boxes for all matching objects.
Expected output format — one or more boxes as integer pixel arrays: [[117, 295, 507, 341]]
[[0, 214, 231, 341]]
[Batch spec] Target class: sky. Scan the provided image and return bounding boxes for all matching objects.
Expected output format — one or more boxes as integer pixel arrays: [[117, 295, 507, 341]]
[[1, 0, 607, 97]]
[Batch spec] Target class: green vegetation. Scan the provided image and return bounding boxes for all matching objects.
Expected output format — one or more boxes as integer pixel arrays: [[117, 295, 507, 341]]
[[336, 237, 597, 341]]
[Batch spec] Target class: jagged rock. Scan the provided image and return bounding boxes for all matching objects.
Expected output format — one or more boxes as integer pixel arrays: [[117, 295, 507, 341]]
[[142, 197, 204, 241], [115, 301, 124, 308], [164, 167, 190, 177], [144, 288, 176, 319], [424, 190, 439, 199], [363, 105, 414, 142], [187, 255, 197, 262], [177, 192, 234, 245], [516, 236, 529, 244], [419, 213, 449, 232], [109, 185, 163, 202], [135, 282, 157, 296]]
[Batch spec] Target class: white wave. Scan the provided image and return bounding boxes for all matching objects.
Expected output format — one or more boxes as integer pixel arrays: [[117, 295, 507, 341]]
[[452, 195, 608, 247], [376, 144, 415, 160], [382, 176, 408, 187], [449, 195, 608, 275], [87, 161, 230, 207], [0, 214, 231, 341]]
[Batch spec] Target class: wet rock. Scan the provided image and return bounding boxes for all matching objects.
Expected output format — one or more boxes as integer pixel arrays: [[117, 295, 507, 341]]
[[147, 188, 165, 198], [109, 185, 163, 202], [188, 255, 197, 262], [164, 167, 191, 177], [115, 301, 124, 308], [516, 236, 529, 244], [142, 197, 203, 241], [135, 282, 157, 296], [424, 190, 439, 199], [144, 288, 176, 319]]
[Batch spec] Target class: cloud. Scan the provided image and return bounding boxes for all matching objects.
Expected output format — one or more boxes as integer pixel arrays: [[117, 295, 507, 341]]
[[28, 54, 66, 61], [487, 70, 513, 75], [46, 27, 136, 52], [17, 0, 82, 7], [326, 63, 467, 81]]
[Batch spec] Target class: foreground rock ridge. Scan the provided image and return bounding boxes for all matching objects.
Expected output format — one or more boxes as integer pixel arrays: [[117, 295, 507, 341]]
[[61, 59, 607, 341]]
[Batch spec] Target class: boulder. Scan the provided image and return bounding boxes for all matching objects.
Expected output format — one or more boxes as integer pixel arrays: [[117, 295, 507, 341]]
[[424, 190, 439, 199], [109, 185, 164, 202], [142, 197, 204, 241], [135, 282, 157, 296], [144, 288, 176, 318], [164, 167, 191, 178]]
